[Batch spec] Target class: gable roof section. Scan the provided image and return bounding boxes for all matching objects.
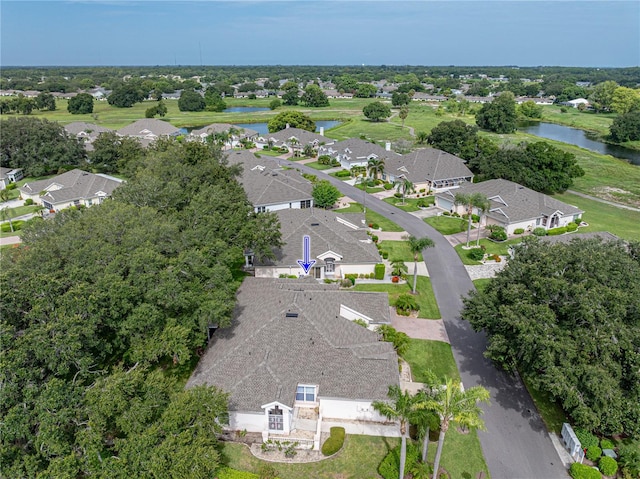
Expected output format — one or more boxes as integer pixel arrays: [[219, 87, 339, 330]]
[[186, 277, 398, 411], [258, 209, 380, 267], [226, 151, 313, 207], [262, 127, 332, 147], [190, 123, 258, 138], [20, 169, 122, 204], [319, 138, 400, 162], [64, 122, 113, 139], [117, 119, 181, 137], [436, 179, 583, 223], [387, 148, 473, 183]]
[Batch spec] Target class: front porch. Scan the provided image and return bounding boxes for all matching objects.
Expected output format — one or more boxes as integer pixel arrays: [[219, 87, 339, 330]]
[[263, 406, 322, 451]]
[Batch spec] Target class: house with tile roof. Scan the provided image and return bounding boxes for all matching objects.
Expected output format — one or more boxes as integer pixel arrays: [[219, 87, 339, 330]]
[[435, 179, 584, 235], [226, 151, 314, 213], [251, 208, 381, 280], [383, 148, 473, 193], [19, 169, 123, 212], [64, 122, 114, 151], [318, 138, 401, 171], [186, 277, 400, 447]]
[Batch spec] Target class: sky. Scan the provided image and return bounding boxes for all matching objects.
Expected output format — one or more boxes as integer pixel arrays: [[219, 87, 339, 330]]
[[1, 0, 639, 67]]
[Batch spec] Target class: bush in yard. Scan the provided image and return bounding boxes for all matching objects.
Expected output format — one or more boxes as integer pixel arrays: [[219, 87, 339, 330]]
[[371, 223, 380, 229], [340, 279, 353, 288], [381, 251, 389, 259], [533, 227, 547, 236], [371, 235, 379, 243], [599, 456, 618, 476], [570, 462, 602, 479], [600, 439, 616, 450], [384, 183, 394, 190], [1, 220, 24, 232], [6, 183, 17, 190], [335, 170, 350, 178], [586, 446, 603, 461], [468, 248, 485, 261], [547, 226, 568, 236], [489, 227, 507, 241], [566, 222, 578, 232], [513, 228, 525, 235], [378, 442, 420, 479], [217, 467, 260, 479], [24, 198, 34, 206], [575, 429, 599, 449], [322, 427, 346, 456], [396, 293, 418, 314], [375, 263, 385, 280]]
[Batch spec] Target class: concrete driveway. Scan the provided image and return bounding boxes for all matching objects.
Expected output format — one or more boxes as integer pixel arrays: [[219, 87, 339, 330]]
[[281, 157, 568, 479]]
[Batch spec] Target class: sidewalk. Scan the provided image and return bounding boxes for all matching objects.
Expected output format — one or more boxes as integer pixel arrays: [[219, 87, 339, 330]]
[[389, 306, 450, 343]]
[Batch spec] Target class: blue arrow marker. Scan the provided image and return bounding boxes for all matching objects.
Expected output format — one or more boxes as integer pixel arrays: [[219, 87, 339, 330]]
[[297, 235, 316, 275]]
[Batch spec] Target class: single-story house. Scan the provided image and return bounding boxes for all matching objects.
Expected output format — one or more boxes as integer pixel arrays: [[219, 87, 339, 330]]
[[383, 148, 473, 193], [318, 138, 401, 171], [255, 127, 333, 153], [434, 179, 584, 235], [186, 277, 400, 448], [0, 167, 24, 190], [19, 169, 123, 212], [226, 151, 314, 213], [250, 208, 381, 280], [565, 98, 590, 109], [116, 118, 182, 147], [190, 123, 258, 147], [64, 122, 114, 151]]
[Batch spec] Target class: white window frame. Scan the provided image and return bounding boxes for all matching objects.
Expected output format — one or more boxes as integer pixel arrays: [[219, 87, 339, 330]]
[[295, 384, 317, 403]]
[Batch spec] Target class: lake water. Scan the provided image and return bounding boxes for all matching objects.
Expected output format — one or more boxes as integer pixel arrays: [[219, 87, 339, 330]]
[[235, 120, 342, 135], [519, 121, 640, 166], [223, 107, 270, 113]]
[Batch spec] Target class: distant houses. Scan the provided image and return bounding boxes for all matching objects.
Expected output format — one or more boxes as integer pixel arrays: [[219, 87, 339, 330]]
[[64, 122, 114, 151], [0, 167, 24, 190], [318, 138, 401, 171]]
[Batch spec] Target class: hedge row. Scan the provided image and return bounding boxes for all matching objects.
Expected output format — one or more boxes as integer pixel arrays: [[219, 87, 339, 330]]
[[321, 427, 345, 456], [375, 263, 385, 280]]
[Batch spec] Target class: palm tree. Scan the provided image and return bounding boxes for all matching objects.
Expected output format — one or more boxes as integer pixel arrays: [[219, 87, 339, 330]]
[[425, 378, 490, 479], [413, 370, 441, 463], [399, 105, 409, 128], [394, 175, 414, 205], [367, 157, 385, 181], [372, 385, 417, 479], [390, 259, 407, 277], [0, 189, 15, 233], [454, 192, 488, 248], [404, 235, 435, 294], [415, 131, 429, 145], [474, 196, 491, 246]]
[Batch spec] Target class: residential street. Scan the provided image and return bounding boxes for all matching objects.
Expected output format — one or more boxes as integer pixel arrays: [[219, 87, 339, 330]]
[[283, 159, 568, 479]]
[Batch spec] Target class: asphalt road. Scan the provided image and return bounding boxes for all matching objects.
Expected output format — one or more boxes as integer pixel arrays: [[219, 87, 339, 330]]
[[282, 159, 568, 479]]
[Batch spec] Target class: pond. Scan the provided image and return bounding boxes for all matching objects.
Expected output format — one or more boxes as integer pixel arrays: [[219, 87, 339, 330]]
[[235, 120, 342, 135], [518, 121, 640, 166], [223, 106, 270, 113]]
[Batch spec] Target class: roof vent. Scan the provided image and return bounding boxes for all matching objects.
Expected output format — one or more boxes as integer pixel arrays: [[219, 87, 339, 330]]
[[285, 312, 299, 318]]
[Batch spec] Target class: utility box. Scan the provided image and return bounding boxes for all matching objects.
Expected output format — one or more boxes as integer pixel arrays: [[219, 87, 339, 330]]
[[561, 423, 584, 463]]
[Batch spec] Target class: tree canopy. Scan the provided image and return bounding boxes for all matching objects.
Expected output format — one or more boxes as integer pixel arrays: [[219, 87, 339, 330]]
[[363, 101, 391, 122], [0, 140, 283, 477], [468, 140, 584, 193], [462, 237, 640, 438], [107, 82, 147, 108], [178, 89, 206, 112], [609, 110, 640, 142], [312, 179, 341, 209], [301, 84, 329, 107], [267, 110, 315, 133], [475, 91, 518, 133], [0, 116, 86, 176], [67, 92, 94, 114]]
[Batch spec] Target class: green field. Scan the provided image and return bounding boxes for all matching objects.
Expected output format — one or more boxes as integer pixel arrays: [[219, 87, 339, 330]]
[[378, 240, 421, 262], [424, 216, 469, 235]]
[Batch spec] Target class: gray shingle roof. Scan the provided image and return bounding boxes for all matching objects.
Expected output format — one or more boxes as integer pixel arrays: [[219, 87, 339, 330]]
[[117, 119, 181, 137], [226, 151, 313, 207], [540, 231, 619, 245], [20, 169, 122, 204], [386, 148, 473, 183], [318, 138, 401, 162], [259, 127, 332, 147], [436, 179, 584, 223], [186, 277, 398, 411], [258, 209, 380, 267], [190, 123, 258, 138], [64, 122, 113, 140]]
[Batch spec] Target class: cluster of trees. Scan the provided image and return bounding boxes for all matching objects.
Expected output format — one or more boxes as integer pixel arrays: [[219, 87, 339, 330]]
[[67, 92, 94, 114], [610, 111, 640, 142], [0, 117, 86, 176], [0, 140, 283, 477], [462, 238, 640, 438], [0, 92, 56, 115], [475, 91, 518, 133], [178, 89, 205, 111], [267, 110, 315, 133], [363, 101, 391, 122]]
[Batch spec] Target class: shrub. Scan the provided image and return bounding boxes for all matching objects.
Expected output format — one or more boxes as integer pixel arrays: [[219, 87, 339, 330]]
[[6, 183, 17, 190], [217, 467, 260, 479], [513, 228, 525, 235], [396, 293, 418, 313], [566, 222, 578, 232], [340, 279, 353, 288], [489, 227, 507, 241], [575, 428, 599, 449], [586, 446, 603, 461], [442, 211, 451, 216], [492, 254, 501, 262], [599, 456, 618, 476], [391, 276, 400, 283], [371, 235, 379, 243], [321, 427, 345, 456], [547, 226, 568, 236], [371, 223, 380, 229], [381, 251, 389, 259], [570, 462, 602, 479], [1, 220, 24, 232], [258, 463, 278, 479], [378, 442, 420, 479], [24, 198, 34, 206], [467, 248, 485, 261], [334, 170, 351, 178], [394, 192, 402, 198], [375, 263, 385, 280], [472, 214, 480, 223], [575, 218, 583, 225], [344, 274, 358, 285], [383, 183, 394, 190], [417, 199, 428, 208], [600, 439, 616, 450], [532, 227, 547, 236]]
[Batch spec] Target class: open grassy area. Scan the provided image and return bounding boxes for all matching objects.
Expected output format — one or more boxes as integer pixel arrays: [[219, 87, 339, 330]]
[[220, 434, 399, 479], [454, 238, 521, 265], [335, 202, 364, 213], [424, 215, 469, 235], [255, 149, 286, 157], [305, 161, 333, 170], [403, 339, 460, 382], [383, 196, 434, 212], [3, 205, 43, 217], [366, 210, 404, 232], [353, 276, 440, 319], [354, 183, 384, 194], [541, 105, 615, 136], [521, 375, 567, 434], [378, 240, 420, 262], [472, 278, 493, 293]]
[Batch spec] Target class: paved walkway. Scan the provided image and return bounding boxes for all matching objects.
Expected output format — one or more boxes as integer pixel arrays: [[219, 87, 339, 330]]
[[567, 189, 640, 212], [0, 235, 21, 246], [390, 307, 450, 343]]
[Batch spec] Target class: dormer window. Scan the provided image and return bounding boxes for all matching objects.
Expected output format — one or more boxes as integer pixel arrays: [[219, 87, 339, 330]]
[[325, 258, 335, 274], [296, 384, 317, 402]]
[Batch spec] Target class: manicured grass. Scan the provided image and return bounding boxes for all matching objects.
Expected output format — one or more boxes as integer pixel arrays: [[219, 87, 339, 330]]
[[365, 209, 404, 232], [383, 197, 418, 212], [552, 192, 640, 241], [0, 229, 23, 239], [353, 276, 440, 319], [541, 105, 615, 137], [521, 375, 567, 434], [354, 183, 384, 193], [335, 202, 364, 213], [378, 240, 420, 262], [220, 434, 399, 479], [472, 278, 493, 293], [256, 149, 286, 157], [4, 205, 43, 217], [329, 170, 352, 180], [305, 161, 333, 170], [402, 339, 460, 382], [2, 188, 21, 201], [424, 215, 469, 235], [454, 238, 521, 265], [428, 428, 491, 479]]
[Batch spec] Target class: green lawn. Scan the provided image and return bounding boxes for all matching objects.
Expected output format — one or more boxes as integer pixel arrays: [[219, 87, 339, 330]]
[[378, 240, 420, 262], [335, 202, 364, 213], [305, 161, 333, 170], [354, 183, 384, 194], [541, 105, 615, 137], [383, 196, 434, 212], [220, 435, 399, 479], [472, 278, 493, 294], [255, 149, 286, 157], [454, 238, 521, 265], [353, 276, 440, 319], [521, 375, 567, 434], [366, 210, 404, 232], [329, 170, 352, 180], [402, 339, 460, 382], [3, 205, 43, 217], [424, 216, 469, 235]]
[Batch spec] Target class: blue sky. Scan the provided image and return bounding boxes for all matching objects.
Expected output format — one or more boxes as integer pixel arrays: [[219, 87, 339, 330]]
[[1, 1, 639, 67]]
